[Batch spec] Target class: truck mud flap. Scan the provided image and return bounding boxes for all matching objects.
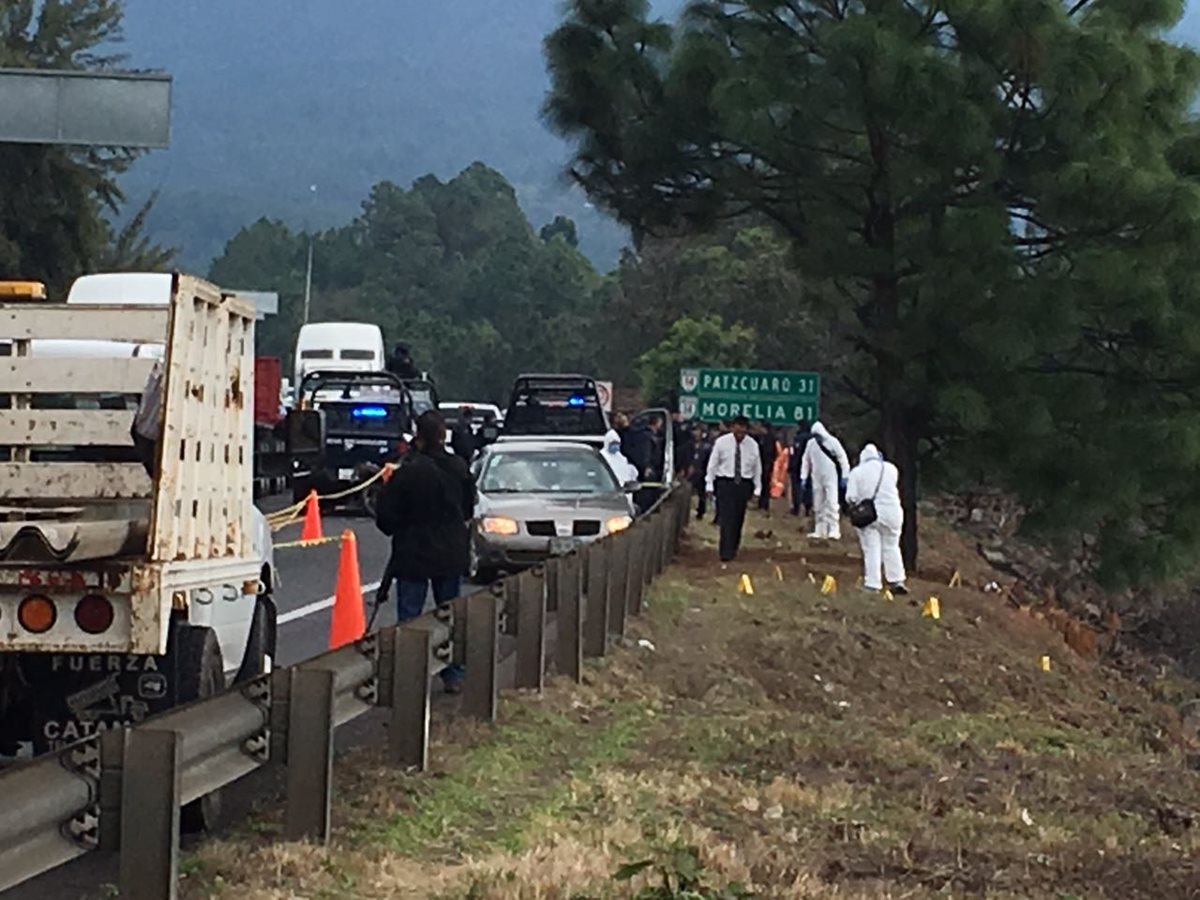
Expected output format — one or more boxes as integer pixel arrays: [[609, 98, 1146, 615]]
[[3, 645, 182, 754]]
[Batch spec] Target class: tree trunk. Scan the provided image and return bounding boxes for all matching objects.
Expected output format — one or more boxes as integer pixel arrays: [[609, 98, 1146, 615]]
[[883, 405, 920, 571]]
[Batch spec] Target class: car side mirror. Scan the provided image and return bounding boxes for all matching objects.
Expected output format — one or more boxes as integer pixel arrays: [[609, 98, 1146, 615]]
[[623, 480, 641, 493], [285, 408, 325, 459]]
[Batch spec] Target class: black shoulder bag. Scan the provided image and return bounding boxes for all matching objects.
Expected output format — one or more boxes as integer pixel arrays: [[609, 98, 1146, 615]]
[[846, 461, 886, 529]]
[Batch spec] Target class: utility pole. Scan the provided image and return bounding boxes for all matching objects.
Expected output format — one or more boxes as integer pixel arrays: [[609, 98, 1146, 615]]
[[302, 183, 317, 324], [302, 237, 313, 325]]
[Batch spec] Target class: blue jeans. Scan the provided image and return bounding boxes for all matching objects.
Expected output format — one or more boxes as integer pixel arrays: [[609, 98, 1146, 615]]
[[396, 576, 464, 686]]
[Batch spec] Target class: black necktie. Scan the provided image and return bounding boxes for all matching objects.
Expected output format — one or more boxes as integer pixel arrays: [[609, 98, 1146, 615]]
[[734, 439, 743, 485]]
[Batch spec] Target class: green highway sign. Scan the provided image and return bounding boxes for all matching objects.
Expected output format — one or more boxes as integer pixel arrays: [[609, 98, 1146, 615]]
[[678, 367, 820, 426]]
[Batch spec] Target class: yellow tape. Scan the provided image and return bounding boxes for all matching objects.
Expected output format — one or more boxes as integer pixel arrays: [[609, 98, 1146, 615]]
[[267, 464, 396, 532], [273, 536, 342, 550]]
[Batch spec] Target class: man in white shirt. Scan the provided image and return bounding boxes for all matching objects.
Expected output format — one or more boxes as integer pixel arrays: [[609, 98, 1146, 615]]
[[705, 415, 762, 562]]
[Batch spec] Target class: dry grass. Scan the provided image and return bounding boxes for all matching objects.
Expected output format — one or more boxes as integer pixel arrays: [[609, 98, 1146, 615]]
[[181, 508, 1200, 899]]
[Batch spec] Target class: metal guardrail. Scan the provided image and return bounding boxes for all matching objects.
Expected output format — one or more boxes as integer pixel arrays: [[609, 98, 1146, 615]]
[[0, 485, 692, 900]]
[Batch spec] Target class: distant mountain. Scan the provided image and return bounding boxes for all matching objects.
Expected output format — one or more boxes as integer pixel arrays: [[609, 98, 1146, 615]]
[[115, 0, 683, 272], [113, 0, 1196, 273]]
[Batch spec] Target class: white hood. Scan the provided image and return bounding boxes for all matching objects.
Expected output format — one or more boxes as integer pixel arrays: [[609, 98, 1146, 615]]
[[859, 443, 883, 465]]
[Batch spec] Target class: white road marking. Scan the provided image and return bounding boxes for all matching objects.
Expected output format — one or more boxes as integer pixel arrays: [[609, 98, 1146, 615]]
[[278, 581, 383, 625]]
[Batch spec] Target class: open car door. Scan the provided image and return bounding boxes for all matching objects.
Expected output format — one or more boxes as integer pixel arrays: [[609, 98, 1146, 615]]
[[627, 407, 673, 513]]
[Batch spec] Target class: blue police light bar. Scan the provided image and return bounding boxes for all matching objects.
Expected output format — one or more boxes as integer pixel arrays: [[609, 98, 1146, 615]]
[[352, 406, 389, 419], [567, 395, 586, 407]]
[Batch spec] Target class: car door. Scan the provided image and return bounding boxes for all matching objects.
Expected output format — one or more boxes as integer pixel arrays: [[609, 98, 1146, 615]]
[[628, 408, 673, 485]]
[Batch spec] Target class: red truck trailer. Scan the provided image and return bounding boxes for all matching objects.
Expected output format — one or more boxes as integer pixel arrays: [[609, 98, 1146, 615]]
[[253, 356, 288, 497]]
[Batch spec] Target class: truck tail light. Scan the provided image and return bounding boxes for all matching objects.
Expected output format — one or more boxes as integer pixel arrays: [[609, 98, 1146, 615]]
[[75, 594, 115, 634], [19, 595, 56, 633]]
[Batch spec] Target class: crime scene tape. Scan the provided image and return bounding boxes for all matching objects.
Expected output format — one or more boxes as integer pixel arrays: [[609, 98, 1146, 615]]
[[273, 535, 343, 550], [266, 464, 396, 531]]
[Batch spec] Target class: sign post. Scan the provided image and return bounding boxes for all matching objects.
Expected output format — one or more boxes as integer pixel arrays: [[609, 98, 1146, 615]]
[[679, 368, 820, 425]]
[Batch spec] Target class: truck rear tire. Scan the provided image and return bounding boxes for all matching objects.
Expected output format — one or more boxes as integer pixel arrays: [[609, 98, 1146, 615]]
[[235, 598, 275, 683], [177, 625, 225, 833]]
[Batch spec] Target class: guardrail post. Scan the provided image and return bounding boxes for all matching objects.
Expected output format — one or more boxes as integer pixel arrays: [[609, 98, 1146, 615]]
[[463, 589, 500, 721], [659, 508, 673, 571], [544, 558, 561, 613], [627, 531, 647, 616], [284, 668, 336, 843], [584, 541, 609, 657], [514, 570, 547, 691], [391, 625, 433, 769], [119, 728, 181, 900], [647, 513, 662, 577], [452, 594, 469, 669], [609, 534, 629, 637], [644, 519, 658, 587], [672, 489, 688, 549], [557, 552, 584, 681], [99, 730, 123, 853]]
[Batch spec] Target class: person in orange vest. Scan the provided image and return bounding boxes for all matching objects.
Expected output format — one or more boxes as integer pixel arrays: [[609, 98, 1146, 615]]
[[754, 423, 778, 514], [770, 436, 789, 500]]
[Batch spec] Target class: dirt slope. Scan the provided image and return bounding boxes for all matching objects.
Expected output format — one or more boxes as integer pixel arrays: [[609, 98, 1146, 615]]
[[182, 510, 1200, 899]]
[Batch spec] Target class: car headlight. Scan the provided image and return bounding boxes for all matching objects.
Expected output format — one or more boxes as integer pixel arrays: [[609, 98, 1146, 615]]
[[606, 515, 632, 534], [481, 516, 519, 535]]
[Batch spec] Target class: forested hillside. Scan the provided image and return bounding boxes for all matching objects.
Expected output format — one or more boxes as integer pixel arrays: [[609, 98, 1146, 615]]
[[210, 162, 824, 406]]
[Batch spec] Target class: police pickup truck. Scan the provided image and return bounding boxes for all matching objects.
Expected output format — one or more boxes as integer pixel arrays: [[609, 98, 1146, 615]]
[[287, 370, 416, 514]]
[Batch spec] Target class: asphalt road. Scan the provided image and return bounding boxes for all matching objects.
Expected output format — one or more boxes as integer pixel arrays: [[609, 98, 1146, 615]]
[[271, 507, 396, 667], [1, 500, 456, 900]]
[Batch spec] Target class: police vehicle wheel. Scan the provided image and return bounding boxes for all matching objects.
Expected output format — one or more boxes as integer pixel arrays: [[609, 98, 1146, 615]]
[[177, 625, 225, 833]]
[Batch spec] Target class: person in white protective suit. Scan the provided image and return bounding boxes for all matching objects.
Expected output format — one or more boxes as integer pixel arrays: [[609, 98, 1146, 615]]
[[799, 421, 850, 539], [845, 444, 908, 594], [601, 429, 639, 484]]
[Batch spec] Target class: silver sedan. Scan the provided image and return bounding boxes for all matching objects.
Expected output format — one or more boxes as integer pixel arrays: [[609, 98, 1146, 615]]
[[469, 440, 637, 581]]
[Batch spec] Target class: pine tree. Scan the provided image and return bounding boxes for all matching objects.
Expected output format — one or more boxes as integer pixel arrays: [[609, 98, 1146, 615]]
[[0, 0, 171, 291], [546, 0, 1200, 581]]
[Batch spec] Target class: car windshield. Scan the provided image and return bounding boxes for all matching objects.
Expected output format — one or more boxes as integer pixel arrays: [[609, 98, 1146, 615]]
[[480, 448, 620, 495]]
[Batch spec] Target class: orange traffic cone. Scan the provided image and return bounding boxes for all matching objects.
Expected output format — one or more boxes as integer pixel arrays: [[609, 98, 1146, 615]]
[[300, 490, 323, 542], [329, 530, 367, 650]]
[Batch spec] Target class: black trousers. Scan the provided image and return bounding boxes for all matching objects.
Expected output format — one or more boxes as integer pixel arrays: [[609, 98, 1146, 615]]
[[715, 477, 753, 561]]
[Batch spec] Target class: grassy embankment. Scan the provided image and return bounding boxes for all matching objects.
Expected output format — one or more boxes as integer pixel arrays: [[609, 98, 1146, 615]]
[[181, 510, 1200, 899]]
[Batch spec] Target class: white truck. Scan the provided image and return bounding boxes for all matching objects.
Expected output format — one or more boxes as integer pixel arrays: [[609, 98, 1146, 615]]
[[293, 321, 386, 389], [0, 274, 276, 828]]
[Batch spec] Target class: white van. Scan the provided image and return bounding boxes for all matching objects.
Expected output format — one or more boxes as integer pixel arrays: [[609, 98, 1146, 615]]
[[294, 322, 386, 388], [0, 273, 169, 360]]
